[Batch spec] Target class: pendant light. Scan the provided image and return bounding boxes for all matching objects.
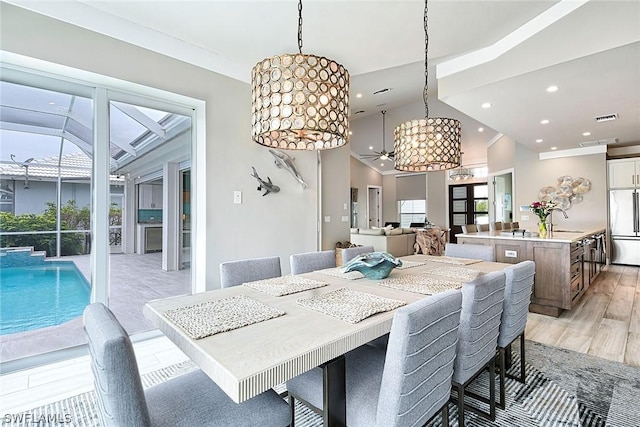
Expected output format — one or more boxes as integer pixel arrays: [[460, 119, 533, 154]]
[[251, 0, 350, 151], [393, 0, 461, 172]]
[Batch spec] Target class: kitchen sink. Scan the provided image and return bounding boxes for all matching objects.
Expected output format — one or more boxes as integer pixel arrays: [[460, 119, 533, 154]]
[[553, 230, 584, 233]]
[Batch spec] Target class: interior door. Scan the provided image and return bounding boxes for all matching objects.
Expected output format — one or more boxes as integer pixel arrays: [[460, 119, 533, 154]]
[[367, 186, 382, 228]]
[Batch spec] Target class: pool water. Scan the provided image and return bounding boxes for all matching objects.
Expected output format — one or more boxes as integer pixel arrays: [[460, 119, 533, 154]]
[[0, 262, 91, 335]]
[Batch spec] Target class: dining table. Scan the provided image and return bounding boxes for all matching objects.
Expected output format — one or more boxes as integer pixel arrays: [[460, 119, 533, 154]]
[[143, 254, 511, 427]]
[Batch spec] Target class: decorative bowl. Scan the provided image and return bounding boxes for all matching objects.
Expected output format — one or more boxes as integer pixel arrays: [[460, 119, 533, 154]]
[[342, 251, 402, 280]]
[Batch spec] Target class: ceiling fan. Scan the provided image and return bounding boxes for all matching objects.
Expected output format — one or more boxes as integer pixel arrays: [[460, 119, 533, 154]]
[[359, 110, 394, 162]]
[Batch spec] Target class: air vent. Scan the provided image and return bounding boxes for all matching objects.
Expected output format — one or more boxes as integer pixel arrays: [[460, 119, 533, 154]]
[[579, 138, 618, 147], [353, 110, 365, 115], [373, 88, 392, 95], [595, 113, 617, 122]]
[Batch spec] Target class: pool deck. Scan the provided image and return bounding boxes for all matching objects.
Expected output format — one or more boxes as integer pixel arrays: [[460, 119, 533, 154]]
[[0, 252, 190, 364]]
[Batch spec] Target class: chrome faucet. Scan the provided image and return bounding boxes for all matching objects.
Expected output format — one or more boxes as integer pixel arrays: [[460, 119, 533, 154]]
[[549, 208, 569, 232]]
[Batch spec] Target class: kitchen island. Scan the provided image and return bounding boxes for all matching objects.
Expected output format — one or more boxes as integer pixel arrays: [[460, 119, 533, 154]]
[[456, 227, 606, 317]]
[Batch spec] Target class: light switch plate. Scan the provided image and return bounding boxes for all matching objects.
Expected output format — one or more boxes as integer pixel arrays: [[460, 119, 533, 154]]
[[324, 216, 331, 223], [341, 216, 349, 222], [233, 191, 242, 204], [521, 215, 529, 221]]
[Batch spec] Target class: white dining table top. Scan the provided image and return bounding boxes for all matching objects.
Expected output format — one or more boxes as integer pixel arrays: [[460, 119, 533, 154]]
[[143, 254, 510, 403]]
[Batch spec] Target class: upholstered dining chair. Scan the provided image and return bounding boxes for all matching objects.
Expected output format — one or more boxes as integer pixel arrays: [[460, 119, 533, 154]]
[[511, 221, 520, 229], [444, 243, 496, 262], [219, 256, 281, 288], [451, 270, 506, 426], [497, 260, 535, 409], [290, 250, 336, 275], [341, 245, 375, 264], [287, 289, 463, 427], [83, 303, 290, 427], [502, 222, 513, 230], [461, 224, 478, 234], [477, 224, 490, 232]]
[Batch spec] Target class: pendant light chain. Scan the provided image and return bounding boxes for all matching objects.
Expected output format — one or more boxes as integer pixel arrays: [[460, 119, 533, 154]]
[[423, 0, 429, 118], [297, 0, 303, 54]]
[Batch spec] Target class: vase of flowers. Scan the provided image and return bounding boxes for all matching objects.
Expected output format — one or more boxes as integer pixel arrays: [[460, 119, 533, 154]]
[[529, 200, 556, 238]]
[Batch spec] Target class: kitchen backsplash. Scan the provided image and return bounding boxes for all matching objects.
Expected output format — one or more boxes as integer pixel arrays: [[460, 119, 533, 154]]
[[138, 209, 162, 223]]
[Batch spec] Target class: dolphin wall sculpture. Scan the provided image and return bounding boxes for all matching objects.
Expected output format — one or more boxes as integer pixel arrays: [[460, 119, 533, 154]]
[[268, 149, 307, 189], [251, 167, 280, 196]]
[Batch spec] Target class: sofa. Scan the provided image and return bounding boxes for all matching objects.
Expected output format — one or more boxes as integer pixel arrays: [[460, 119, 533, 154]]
[[349, 227, 416, 258]]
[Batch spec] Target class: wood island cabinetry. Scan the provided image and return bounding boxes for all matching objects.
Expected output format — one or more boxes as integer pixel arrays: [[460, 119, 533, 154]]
[[457, 228, 605, 317]]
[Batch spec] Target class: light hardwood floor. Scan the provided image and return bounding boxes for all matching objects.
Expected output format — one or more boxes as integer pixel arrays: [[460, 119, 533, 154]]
[[525, 264, 640, 367]]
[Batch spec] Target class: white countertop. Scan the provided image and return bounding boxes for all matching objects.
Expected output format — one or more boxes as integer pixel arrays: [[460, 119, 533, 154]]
[[455, 227, 606, 243]]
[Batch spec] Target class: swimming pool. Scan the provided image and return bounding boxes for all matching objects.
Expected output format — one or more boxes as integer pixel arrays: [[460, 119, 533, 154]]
[[0, 261, 91, 335]]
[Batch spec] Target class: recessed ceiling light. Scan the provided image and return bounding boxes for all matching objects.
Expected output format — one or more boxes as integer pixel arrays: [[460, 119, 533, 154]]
[[582, 132, 591, 136], [356, 93, 362, 98], [540, 119, 550, 124], [478, 127, 484, 132], [536, 139, 543, 143], [369, 146, 374, 150], [348, 131, 353, 135], [481, 102, 492, 109], [380, 163, 385, 167], [551, 146, 557, 150], [546, 85, 559, 93]]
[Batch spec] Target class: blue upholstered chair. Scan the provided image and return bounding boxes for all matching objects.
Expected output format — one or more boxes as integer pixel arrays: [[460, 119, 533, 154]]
[[83, 303, 289, 427], [290, 250, 336, 275], [287, 289, 463, 427], [219, 256, 281, 288], [444, 242, 495, 262], [341, 245, 375, 264], [497, 260, 535, 409], [451, 270, 506, 425]]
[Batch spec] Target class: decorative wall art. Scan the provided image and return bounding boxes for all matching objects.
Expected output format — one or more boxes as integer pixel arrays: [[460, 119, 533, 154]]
[[268, 149, 307, 188], [538, 176, 592, 210], [250, 167, 280, 196]]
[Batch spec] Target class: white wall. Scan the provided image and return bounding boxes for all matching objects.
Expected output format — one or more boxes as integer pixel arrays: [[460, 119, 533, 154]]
[[512, 144, 607, 232], [0, 3, 349, 287]]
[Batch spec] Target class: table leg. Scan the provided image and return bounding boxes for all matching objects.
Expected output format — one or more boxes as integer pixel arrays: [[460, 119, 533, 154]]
[[322, 355, 346, 427]]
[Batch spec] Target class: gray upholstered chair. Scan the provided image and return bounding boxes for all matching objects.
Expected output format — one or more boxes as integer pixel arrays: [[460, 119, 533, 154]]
[[290, 250, 336, 275], [451, 270, 506, 425], [83, 303, 289, 427], [461, 224, 478, 234], [444, 243, 495, 262], [219, 256, 281, 288], [477, 224, 490, 232], [287, 289, 463, 427], [341, 245, 375, 264], [497, 260, 535, 409]]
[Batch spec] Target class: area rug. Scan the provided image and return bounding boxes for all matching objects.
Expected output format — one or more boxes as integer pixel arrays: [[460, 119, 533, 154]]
[[7, 341, 640, 427]]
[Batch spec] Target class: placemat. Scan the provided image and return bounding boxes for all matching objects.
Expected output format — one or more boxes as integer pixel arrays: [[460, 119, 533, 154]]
[[317, 267, 364, 280], [427, 266, 485, 281], [243, 275, 327, 296], [164, 295, 285, 339], [396, 260, 427, 269], [420, 255, 482, 265], [378, 274, 463, 295], [297, 288, 405, 323]]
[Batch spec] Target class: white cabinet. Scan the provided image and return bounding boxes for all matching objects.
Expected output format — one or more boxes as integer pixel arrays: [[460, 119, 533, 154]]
[[139, 184, 163, 209], [609, 159, 640, 188]]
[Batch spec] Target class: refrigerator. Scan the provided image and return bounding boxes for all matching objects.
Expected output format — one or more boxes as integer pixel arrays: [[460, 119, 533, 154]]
[[610, 188, 640, 265]]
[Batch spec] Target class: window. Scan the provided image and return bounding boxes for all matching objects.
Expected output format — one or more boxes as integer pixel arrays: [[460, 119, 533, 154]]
[[398, 200, 425, 228]]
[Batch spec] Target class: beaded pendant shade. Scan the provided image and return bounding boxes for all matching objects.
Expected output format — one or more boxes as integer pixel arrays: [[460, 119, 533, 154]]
[[251, 1, 350, 151], [394, 0, 461, 172]]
